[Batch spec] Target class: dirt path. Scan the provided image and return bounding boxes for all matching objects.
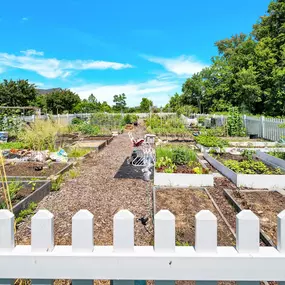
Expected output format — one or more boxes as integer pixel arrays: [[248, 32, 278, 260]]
[[16, 126, 153, 246]]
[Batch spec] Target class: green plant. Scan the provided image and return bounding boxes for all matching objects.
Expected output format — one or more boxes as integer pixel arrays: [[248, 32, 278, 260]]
[[18, 120, 66, 151], [195, 135, 229, 148], [269, 151, 285, 160], [28, 178, 38, 192], [0, 142, 26, 150], [172, 147, 197, 165], [242, 149, 256, 161], [67, 148, 91, 158], [227, 107, 246, 137], [223, 159, 282, 174], [51, 175, 64, 191], [176, 240, 190, 246], [71, 117, 84, 125], [15, 202, 37, 224], [69, 168, 80, 179]]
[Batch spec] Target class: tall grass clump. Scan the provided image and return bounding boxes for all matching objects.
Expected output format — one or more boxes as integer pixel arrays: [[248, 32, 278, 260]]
[[18, 120, 66, 151]]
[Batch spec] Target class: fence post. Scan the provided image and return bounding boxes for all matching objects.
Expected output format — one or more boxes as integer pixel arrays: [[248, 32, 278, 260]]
[[260, 116, 265, 139], [72, 210, 94, 285], [31, 210, 54, 285], [113, 210, 135, 285], [155, 210, 175, 285], [195, 210, 217, 285], [236, 210, 259, 285], [0, 210, 14, 285]]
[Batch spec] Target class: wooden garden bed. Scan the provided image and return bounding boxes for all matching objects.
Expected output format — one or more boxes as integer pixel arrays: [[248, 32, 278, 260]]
[[224, 188, 285, 246], [0, 180, 51, 215], [5, 162, 72, 180]]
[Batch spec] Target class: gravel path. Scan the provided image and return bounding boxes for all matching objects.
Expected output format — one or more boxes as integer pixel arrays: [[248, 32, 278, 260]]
[[16, 126, 153, 246]]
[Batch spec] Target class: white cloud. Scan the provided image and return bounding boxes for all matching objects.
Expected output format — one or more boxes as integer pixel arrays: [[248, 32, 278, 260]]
[[143, 55, 207, 76], [0, 50, 133, 79], [0, 66, 5, 73], [21, 49, 44, 56], [22, 17, 28, 21], [71, 79, 180, 107]]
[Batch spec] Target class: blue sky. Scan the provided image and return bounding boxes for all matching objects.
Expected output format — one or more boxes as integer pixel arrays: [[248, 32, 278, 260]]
[[0, 0, 271, 106]]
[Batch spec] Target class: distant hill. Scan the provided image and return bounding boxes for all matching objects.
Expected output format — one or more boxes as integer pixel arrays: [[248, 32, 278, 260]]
[[37, 88, 61, 95]]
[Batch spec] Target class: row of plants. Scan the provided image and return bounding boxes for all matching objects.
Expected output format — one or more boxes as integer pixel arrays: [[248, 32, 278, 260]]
[[195, 135, 229, 148], [155, 145, 208, 174], [213, 150, 283, 175], [146, 115, 193, 137], [269, 151, 285, 160]]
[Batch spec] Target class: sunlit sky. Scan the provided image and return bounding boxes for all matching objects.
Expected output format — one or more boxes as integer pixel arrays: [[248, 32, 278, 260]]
[[0, 0, 271, 106]]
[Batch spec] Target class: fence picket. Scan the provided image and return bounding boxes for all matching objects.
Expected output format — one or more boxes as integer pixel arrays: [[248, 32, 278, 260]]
[[155, 210, 175, 285], [196, 210, 217, 285], [236, 210, 259, 285], [0, 210, 14, 285], [113, 210, 135, 285], [31, 210, 54, 285], [72, 210, 94, 285]]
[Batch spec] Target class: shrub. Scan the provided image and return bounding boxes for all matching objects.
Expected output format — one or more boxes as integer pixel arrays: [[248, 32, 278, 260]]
[[71, 117, 84, 125], [227, 107, 246, 137], [172, 147, 197, 165]]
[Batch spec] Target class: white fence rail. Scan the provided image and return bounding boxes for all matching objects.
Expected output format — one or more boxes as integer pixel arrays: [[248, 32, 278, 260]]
[[1, 208, 285, 282]]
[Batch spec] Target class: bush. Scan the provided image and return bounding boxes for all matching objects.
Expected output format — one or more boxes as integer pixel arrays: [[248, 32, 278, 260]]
[[172, 147, 197, 165], [227, 107, 246, 137], [71, 117, 84, 125]]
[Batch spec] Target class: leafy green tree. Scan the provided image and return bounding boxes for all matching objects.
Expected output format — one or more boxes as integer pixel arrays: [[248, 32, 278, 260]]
[[139, 97, 153, 112], [0, 79, 37, 107], [88, 94, 98, 104], [100, 101, 112, 113], [113, 93, 127, 112], [46, 89, 81, 114]]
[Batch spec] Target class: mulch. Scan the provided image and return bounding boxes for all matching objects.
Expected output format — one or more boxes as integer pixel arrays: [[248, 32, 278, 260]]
[[16, 125, 153, 246]]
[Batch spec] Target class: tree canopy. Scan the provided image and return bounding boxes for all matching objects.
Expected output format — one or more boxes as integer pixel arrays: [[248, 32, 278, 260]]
[[139, 97, 153, 112], [167, 0, 285, 116]]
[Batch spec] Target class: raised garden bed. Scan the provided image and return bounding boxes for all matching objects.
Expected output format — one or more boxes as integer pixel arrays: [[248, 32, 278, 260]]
[[5, 162, 72, 180], [256, 150, 285, 171], [56, 134, 113, 148], [154, 145, 213, 187], [224, 188, 285, 246], [72, 140, 107, 151], [197, 143, 285, 153], [0, 180, 51, 215], [155, 188, 235, 246], [204, 152, 285, 189]]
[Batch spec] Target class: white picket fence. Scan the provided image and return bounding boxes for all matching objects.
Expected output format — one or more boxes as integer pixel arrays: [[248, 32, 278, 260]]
[[189, 113, 285, 141], [20, 113, 176, 125], [1, 209, 285, 283]]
